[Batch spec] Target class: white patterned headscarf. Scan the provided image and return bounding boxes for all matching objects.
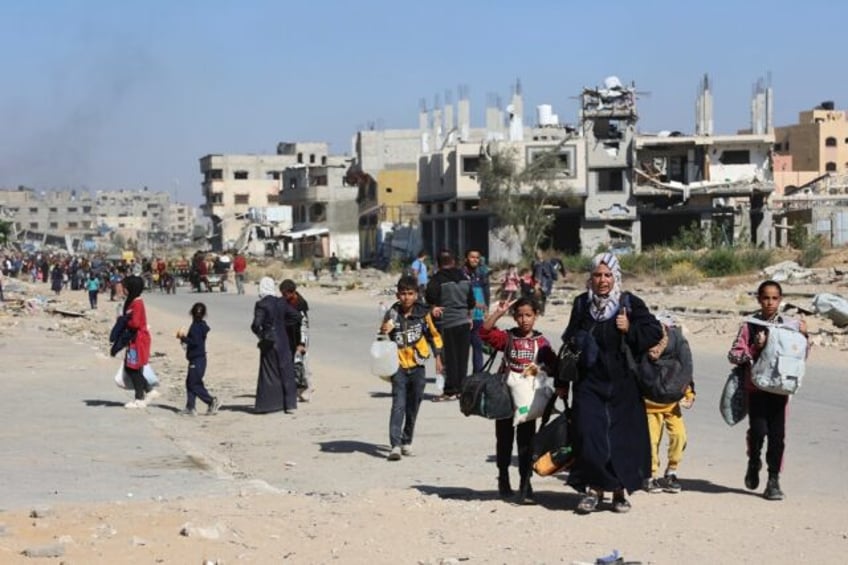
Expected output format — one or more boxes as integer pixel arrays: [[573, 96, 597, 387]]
[[258, 276, 276, 298], [587, 252, 622, 321]]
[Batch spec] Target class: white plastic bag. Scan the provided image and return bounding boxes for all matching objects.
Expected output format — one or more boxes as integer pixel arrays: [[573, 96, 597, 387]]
[[369, 335, 398, 382], [114, 364, 160, 390], [507, 369, 554, 426], [435, 372, 445, 395]]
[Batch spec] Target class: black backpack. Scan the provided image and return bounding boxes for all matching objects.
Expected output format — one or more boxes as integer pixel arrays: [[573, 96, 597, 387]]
[[633, 325, 693, 404]]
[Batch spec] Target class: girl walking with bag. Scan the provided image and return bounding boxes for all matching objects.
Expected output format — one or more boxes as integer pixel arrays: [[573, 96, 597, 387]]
[[480, 297, 557, 504], [728, 280, 809, 501], [120, 275, 153, 409]]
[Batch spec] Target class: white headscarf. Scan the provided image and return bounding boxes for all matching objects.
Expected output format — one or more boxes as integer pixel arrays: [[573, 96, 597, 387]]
[[587, 252, 622, 321], [258, 276, 276, 298]]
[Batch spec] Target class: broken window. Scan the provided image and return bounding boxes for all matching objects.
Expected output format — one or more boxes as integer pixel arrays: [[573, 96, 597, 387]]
[[289, 178, 298, 190], [211, 192, 223, 204], [718, 150, 750, 165], [49, 222, 58, 229], [826, 162, 837, 172], [234, 194, 249, 205], [83, 206, 91, 214], [526, 146, 576, 176], [67, 221, 78, 229], [462, 156, 481, 174], [208, 169, 222, 181], [234, 170, 249, 180], [310, 203, 326, 222], [29, 222, 38, 229], [597, 169, 625, 192], [297, 153, 303, 164], [825, 137, 837, 147]]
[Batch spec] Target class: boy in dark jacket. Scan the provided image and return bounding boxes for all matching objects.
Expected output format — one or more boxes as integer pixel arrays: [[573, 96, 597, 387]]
[[177, 302, 219, 416]]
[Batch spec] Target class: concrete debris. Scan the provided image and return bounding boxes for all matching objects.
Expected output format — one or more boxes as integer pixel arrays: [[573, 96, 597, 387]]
[[812, 293, 848, 328], [179, 522, 226, 540], [763, 260, 814, 282], [20, 542, 65, 558]]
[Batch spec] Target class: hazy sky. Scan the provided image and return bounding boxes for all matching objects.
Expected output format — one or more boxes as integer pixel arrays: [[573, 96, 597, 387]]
[[1, 0, 843, 205]]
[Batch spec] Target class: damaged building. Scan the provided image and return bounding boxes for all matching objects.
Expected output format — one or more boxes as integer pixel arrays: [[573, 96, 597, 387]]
[[414, 74, 775, 259]]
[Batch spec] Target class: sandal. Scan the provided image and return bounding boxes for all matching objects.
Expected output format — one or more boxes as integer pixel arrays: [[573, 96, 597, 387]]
[[432, 394, 457, 402], [576, 492, 600, 514]]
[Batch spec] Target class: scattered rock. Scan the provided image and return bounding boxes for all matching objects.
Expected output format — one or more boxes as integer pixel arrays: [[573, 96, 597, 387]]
[[21, 542, 65, 558], [29, 506, 52, 519], [179, 522, 226, 540]]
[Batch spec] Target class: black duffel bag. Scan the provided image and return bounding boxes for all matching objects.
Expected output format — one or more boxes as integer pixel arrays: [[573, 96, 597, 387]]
[[459, 371, 513, 420], [531, 395, 574, 476]]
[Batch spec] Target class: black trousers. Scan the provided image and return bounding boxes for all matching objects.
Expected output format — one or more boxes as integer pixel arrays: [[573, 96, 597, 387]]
[[747, 391, 788, 476], [496, 418, 537, 480], [126, 366, 147, 400], [441, 324, 471, 396]]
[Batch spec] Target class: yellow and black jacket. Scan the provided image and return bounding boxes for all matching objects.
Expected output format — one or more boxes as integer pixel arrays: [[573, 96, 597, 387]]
[[384, 302, 443, 370]]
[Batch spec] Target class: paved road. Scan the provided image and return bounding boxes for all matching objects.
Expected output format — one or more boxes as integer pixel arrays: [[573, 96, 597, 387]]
[[3, 285, 846, 511]]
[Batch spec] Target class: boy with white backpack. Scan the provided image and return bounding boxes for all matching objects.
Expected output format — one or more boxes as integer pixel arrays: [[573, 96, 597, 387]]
[[728, 280, 809, 501]]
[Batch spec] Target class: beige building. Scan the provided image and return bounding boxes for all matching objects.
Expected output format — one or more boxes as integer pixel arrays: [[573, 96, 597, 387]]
[[199, 142, 326, 250], [775, 102, 848, 175]]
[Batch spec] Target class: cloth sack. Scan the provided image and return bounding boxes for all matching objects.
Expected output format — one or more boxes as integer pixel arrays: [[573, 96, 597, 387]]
[[507, 369, 554, 426], [114, 364, 160, 390], [720, 366, 748, 426]]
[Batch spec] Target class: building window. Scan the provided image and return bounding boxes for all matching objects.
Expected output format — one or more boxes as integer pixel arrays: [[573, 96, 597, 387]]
[[321, 156, 327, 165], [826, 162, 837, 172], [50, 222, 58, 229], [67, 207, 77, 213], [142, 211, 148, 217], [29, 207, 39, 213], [208, 169, 223, 180], [67, 221, 78, 229], [310, 202, 326, 222], [211, 192, 223, 204], [598, 169, 624, 192], [462, 156, 481, 174], [309, 154, 316, 164], [825, 137, 837, 147], [234, 194, 250, 205], [49, 207, 58, 213], [385, 187, 393, 193], [526, 145, 577, 177], [234, 170, 249, 180], [297, 153, 303, 164], [718, 150, 750, 165], [267, 171, 281, 180], [82, 221, 92, 229], [83, 206, 91, 214], [267, 194, 278, 204], [29, 222, 38, 229]]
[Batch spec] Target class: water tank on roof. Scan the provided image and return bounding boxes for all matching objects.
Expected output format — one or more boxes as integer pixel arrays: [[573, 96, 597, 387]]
[[820, 101, 835, 110], [537, 104, 554, 126]]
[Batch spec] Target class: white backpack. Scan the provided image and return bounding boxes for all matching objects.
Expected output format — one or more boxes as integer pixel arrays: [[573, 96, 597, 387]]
[[747, 318, 808, 395]]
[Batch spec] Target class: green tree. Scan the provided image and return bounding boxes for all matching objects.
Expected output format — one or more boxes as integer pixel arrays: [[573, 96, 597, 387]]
[[478, 141, 577, 262], [0, 220, 10, 245]]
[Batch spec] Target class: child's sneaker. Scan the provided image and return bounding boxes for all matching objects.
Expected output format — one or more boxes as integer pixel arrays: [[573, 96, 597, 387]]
[[124, 399, 147, 409], [145, 389, 161, 401], [663, 473, 682, 493], [401, 445, 413, 456], [387, 446, 402, 461], [207, 397, 220, 415], [643, 477, 663, 493], [763, 475, 784, 501]]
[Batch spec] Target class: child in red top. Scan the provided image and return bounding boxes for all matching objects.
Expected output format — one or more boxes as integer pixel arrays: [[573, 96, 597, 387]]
[[479, 297, 557, 504], [122, 275, 153, 408]]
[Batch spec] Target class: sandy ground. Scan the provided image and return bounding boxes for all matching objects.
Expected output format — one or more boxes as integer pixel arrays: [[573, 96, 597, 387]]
[[1, 268, 847, 564]]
